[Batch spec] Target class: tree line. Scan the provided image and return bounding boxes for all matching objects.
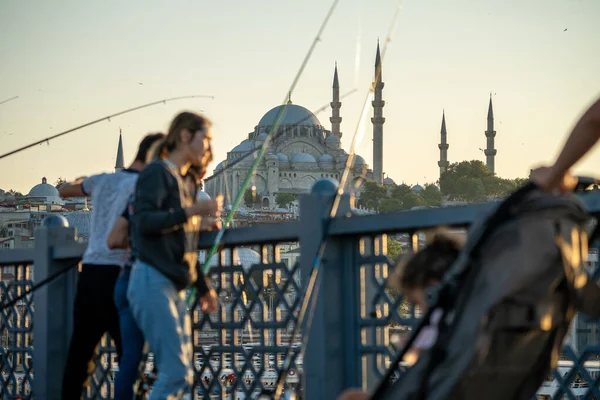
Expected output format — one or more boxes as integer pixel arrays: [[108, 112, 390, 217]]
[[357, 160, 527, 213]]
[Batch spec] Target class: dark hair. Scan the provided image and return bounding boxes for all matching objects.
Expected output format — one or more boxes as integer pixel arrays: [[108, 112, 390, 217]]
[[156, 112, 212, 158], [134, 132, 165, 163], [391, 230, 464, 290]]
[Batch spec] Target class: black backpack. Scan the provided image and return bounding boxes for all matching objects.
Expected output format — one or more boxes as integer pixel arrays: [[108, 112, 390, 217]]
[[374, 180, 600, 400]]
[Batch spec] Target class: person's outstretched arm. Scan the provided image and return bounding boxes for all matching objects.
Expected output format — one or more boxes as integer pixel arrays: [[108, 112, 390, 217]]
[[531, 95, 600, 191]]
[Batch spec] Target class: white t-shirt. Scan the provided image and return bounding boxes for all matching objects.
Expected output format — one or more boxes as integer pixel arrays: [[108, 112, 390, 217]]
[[81, 170, 139, 267], [413, 308, 442, 350]]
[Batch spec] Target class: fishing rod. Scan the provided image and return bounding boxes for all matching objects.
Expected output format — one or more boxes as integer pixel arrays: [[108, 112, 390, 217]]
[[187, 0, 341, 307], [273, 2, 404, 399], [203, 88, 357, 183], [0, 95, 214, 161], [0, 96, 19, 106], [0, 259, 80, 311]]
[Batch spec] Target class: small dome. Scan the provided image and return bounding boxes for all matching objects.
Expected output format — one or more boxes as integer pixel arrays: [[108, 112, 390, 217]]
[[383, 177, 396, 186], [291, 153, 316, 163], [354, 155, 367, 165], [276, 153, 289, 162], [326, 135, 341, 149], [28, 177, 60, 198], [215, 161, 224, 171], [256, 132, 269, 141], [412, 184, 424, 192], [336, 154, 349, 164], [197, 191, 211, 201], [64, 211, 92, 241], [266, 153, 279, 161], [258, 104, 322, 127], [232, 140, 254, 153], [318, 154, 334, 163]]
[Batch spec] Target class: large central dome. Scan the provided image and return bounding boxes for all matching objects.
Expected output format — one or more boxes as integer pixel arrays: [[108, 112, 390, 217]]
[[258, 104, 322, 127]]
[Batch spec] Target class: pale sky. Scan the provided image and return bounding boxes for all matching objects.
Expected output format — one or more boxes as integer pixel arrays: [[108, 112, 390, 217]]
[[1, 0, 599, 194]]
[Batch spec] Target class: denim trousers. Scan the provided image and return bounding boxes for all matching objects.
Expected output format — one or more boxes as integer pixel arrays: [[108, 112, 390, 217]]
[[127, 260, 194, 400], [113, 266, 145, 400]]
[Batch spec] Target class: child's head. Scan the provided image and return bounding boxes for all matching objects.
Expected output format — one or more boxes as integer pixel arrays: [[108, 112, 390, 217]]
[[390, 229, 464, 310]]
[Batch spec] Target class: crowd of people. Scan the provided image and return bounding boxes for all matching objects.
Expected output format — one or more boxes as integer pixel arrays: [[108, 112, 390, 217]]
[[54, 92, 600, 400]]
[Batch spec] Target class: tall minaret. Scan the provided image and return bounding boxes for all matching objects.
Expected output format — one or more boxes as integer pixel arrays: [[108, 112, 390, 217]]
[[330, 63, 342, 139], [438, 110, 449, 177], [371, 41, 385, 184], [484, 94, 497, 174], [115, 129, 125, 172]]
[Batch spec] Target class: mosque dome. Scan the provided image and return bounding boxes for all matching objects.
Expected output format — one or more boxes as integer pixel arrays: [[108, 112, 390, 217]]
[[232, 140, 254, 153], [291, 153, 316, 163], [28, 177, 64, 205], [64, 211, 92, 242], [215, 161, 224, 171], [354, 155, 367, 165], [383, 177, 396, 186], [318, 154, 334, 163], [266, 153, 279, 161], [258, 104, 322, 127], [28, 177, 59, 198], [336, 154, 349, 165], [199, 247, 261, 271], [256, 132, 269, 141], [412, 184, 424, 192], [325, 135, 341, 149], [276, 153, 289, 162]]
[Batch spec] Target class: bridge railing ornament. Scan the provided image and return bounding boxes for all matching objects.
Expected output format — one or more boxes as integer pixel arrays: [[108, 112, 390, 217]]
[[1, 182, 600, 399]]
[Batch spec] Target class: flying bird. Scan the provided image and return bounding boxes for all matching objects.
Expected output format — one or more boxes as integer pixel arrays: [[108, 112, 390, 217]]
[[564, 28, 568, 32]]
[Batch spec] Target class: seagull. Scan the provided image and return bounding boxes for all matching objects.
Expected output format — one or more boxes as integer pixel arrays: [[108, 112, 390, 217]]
[[564, 28, 568, 32], [138, 81, 144, 85]]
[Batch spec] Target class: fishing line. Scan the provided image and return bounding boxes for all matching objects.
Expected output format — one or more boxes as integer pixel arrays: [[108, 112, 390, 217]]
[[273, 2, 404, 398], [0, 96, 19, 106], [0, 95, 214, 160], [0, 260, 79, 311], [187, 0, 341, 309]]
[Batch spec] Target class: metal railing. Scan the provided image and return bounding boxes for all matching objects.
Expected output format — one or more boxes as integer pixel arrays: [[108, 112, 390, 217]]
[[1, 182, 600, 399]]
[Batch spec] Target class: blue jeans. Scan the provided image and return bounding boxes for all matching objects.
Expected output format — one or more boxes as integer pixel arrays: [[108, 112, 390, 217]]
[[113, 267, 145, 400], [127, 260, 194, 400]]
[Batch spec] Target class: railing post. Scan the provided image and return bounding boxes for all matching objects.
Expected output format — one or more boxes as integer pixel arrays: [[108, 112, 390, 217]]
[[33, 217, 79, 400], [301, 179, 355, 400]]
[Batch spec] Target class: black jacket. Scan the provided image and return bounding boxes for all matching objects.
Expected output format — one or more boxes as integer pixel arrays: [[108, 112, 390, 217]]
[[131, 160, 209, 293]]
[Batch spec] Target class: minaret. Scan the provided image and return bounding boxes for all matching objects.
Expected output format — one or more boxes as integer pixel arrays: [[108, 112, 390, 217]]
[[115, 129, 124, 172], [330, 63, 342, 139], [484, 94, 497, 174], [371, 41, 385, 184], [438, 110, 449, 177]]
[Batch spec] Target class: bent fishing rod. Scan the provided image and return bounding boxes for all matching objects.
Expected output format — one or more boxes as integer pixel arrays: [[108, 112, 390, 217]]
[[0, 95, 214, 161], [272, 3, 404, 398], [187, 0, 341, 307]]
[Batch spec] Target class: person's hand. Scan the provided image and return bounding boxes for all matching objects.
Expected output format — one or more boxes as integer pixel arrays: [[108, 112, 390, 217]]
[[200, 216, 222, 231], [337, 389, 370, 400], [187, 194, 224, 217], [199, 287, 219, 313], [530, 166, 578, 193]]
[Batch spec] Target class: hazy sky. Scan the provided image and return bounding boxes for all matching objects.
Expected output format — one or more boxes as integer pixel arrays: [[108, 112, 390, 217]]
[[1, 0, 599, 194]]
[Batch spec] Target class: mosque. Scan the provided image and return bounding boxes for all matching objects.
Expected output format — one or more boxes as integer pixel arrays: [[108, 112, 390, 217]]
[[204, 43, 389, 209], [204, 41, 498, 209]]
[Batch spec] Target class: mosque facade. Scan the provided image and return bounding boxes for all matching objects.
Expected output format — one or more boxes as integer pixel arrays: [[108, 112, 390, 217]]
[[205, 44, 387, 209]]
